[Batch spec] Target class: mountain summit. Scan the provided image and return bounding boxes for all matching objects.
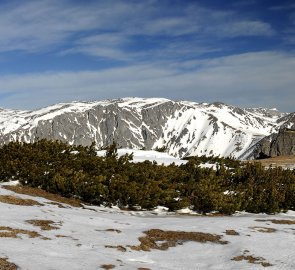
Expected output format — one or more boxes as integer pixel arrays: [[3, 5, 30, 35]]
[[0, 98, 293, 159]]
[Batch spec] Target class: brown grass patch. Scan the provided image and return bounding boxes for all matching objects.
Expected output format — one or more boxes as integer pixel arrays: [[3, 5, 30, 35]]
[[55, 234, 68, 238], [250, 226, 277, 233], [55, 235, 78, 241], [105, 245, 127, 252], [100, 264, 115, 269], [138, 268, 151, 270], [96, 229, 122, 233], [41, 236, 51, 240], [128, 229, 228, 251], [0, 226, 40, 238], [248, 155, 295, 168], [105, 229, 121, 233], [0, 257, 17, 270], [225, 230, 239, 236], [255, 219, 295, 225], [46, 202, 67, 208], [0, 195, 42, 206], [232, 251, 273, 267], [3, 185, 82, 207], [26, 219, 61, 230]]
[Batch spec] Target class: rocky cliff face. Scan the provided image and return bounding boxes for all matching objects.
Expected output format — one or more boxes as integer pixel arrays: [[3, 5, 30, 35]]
[[254, 128, 295, 158], [252, 112, 295, 159], [0, 98, 293, 158]]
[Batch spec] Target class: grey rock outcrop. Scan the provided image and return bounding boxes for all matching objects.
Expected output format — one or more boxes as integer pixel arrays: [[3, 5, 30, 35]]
[[254, 128, 295, 158], [252, 112, 295, 159]]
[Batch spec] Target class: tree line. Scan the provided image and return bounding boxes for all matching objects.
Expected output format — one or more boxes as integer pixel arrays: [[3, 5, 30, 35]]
[[0, 139, 294, 214]]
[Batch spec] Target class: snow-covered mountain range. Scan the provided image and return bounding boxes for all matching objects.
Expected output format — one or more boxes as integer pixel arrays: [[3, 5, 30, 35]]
[[0, 98, 294, 159]]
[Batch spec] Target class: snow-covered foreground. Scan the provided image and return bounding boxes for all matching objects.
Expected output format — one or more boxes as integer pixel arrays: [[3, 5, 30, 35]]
[[0, 182, 294, 270]]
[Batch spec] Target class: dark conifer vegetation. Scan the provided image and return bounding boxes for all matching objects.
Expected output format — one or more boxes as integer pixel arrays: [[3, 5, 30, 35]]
[[0, 139, 294, 214]]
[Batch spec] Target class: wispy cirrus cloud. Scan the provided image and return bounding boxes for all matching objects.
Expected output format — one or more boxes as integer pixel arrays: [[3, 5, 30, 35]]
[[61, 33, 131, 61], [0, 0, 276, 59], [211, 20, 275, 38], [0, 51, 294, 112], [0, 1, 293, 112]]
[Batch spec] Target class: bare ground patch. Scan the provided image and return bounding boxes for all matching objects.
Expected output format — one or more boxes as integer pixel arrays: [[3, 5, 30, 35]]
[[249, 226, 277, 233], [225, 229, 239, 236], [55, 234, 68, 238], [105, 245, 127, 252], [232, 250, 273, 267], [55, 234, 79, 241], [2, 185, 82, 207], [105, 229, 121, 233], [96, 229, 122, 233], [46, 202, 67, 208], [0, 257, 17, 270], [100, 264, 115, 269], [26, 219, 62, 230], [128, 229, 228, 251], [0, 226, 40, 238], [255, 219, 295, 225], [0, 195, 42, 206]]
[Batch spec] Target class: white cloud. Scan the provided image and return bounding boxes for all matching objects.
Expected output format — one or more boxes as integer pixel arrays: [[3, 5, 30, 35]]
[[0, 0, 142, 52], [0, 51, 294, 112], [61, 33, 130, 60], [140, 17, 200, 36], [0, 1, 290, 112], [0, 0, 276, 57], [213, 20, 275, 37]]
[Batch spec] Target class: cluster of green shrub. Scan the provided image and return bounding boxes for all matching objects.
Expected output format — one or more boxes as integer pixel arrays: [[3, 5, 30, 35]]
[[183, 155, 242, 169], [0, 139, 294, 214]]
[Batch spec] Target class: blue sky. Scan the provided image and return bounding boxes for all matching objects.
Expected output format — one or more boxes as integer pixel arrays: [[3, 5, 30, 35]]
[[0, 0, 294, 111]]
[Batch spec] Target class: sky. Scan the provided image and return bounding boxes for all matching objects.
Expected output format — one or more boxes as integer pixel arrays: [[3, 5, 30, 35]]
[[0, 0, 294, 112]]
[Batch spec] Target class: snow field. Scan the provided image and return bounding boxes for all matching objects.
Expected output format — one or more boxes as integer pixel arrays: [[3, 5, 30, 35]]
[[0, 182, 295, 270]]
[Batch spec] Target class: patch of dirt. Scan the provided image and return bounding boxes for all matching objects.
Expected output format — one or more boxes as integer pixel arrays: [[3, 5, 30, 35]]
[[128, 229, 228, 251], [105, 245, 127, 252], [41, 236, 51, 240], [0, 195, 43, 206], [249, 226, 277, 233], [255, 219, 295, 225], [46, 202, 67, 208], [232, 250, 273, 267], [2, 185, 82, 207], [114, 221, 130, 226], [55, 235, 79, 241], [138, 268, 151, 270], [0, 226, 40, 238], [105, 229, 121, 233], [100, 264, 115, 269], [55, 234, 68, 238], [225, 229, 239, 236], [96, 229, 122, 233], [0, 257, 17, 270], [26, 219, 61, 230]]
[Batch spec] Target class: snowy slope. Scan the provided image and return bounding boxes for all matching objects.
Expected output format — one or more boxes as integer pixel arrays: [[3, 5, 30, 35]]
[[0, 98, 291, 158], [0, 182, 295, 270], [153, 102, 282, 158]]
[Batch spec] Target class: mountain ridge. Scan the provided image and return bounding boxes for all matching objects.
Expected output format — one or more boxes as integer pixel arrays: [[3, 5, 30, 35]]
[[0, 97, 293, 159]]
